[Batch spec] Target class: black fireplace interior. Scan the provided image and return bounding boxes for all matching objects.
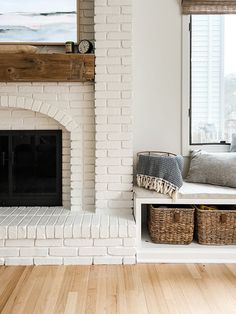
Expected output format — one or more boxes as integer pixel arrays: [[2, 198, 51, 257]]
[[0, 130, 62, 206]]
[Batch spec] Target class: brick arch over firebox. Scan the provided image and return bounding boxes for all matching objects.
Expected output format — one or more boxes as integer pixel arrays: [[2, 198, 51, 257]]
[[0, 95, 79, 131], [0, 95, 83, 211]]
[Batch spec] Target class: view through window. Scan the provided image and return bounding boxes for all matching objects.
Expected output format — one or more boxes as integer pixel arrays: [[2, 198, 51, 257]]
[[191, 15, 236, 144]]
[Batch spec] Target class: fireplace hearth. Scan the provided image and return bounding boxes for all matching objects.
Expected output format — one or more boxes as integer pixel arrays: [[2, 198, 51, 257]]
[[0, 130, 62, 206]]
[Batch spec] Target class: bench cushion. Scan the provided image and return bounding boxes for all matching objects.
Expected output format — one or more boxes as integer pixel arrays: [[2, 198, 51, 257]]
[[134, 182, 236, 200]]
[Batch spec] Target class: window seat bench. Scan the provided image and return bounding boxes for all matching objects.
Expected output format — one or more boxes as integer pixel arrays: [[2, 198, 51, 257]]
[[134, 182, 236, 264]]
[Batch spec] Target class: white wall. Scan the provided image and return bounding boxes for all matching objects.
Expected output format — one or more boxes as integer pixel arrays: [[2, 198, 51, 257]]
[[133, 0, 182, 155]]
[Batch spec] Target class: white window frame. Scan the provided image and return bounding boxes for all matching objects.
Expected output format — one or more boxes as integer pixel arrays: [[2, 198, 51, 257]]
[[181, 15, 230, 156]]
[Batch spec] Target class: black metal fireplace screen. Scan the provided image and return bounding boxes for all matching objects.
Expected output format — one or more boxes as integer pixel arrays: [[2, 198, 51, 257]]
[[0, 130, 62, 206]]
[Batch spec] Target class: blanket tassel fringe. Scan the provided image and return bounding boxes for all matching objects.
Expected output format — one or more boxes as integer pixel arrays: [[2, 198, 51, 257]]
[[137, 174, 178, 200]]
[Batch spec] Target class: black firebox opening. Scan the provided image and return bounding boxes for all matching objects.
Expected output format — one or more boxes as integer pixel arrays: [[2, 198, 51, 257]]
[[0, 130, 62, 206]]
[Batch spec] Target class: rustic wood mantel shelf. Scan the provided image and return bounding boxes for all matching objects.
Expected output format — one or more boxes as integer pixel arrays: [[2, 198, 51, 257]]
[[0, 53, 95, 82]]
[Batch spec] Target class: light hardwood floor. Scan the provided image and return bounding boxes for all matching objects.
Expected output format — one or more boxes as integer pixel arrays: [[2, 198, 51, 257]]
[[0, 264, 236, 314]]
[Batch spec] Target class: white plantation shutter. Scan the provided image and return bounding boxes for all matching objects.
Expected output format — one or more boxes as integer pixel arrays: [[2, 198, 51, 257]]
[[191, 15, 224, 143]]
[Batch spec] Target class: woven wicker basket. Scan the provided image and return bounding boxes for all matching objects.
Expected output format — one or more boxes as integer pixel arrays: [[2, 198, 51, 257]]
[[196, 207, 236, 245], [148, 205, 195, 245]]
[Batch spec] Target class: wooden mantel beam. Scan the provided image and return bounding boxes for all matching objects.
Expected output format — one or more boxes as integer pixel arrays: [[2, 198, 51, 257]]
[[0, 53, 95, 82]]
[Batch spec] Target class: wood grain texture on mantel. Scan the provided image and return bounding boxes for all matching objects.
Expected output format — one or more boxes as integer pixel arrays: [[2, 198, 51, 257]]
[[0, 53, 95, 82]]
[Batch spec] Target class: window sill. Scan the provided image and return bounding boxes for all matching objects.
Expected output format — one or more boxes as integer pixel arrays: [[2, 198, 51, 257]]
[[183, 144, 230, 157]]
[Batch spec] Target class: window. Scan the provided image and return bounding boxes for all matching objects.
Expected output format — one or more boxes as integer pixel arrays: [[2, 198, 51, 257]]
[[190, 15, 236, 145]]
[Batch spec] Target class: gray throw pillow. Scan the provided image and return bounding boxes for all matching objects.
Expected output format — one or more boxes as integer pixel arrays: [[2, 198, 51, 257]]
[[185, 150, 236, 188], [230, 133, 236, 152]]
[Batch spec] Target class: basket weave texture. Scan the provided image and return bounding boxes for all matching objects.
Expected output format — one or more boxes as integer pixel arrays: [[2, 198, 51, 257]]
[[197, 208, 236, 245], [148, 205, 195, 245]]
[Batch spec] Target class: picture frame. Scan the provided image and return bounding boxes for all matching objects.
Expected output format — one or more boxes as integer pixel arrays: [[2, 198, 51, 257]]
[[0, 0, 80, 45]]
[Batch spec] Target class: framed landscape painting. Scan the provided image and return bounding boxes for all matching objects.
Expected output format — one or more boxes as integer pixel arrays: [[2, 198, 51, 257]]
[[0, 0, 78, 44]]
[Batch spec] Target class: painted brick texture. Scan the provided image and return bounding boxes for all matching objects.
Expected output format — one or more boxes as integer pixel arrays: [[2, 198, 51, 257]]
[[0, 208, 136, 265], [95, 0, 133, 215], [0, 90, 94, 212]]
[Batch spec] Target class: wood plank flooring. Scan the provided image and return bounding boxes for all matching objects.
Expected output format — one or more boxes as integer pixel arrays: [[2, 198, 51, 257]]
[[0, 264, 236, 314]]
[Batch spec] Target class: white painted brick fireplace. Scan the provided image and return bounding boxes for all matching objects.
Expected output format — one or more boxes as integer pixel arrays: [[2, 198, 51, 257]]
[[0, 0, 136, 265], [0, 89, 94, 212]]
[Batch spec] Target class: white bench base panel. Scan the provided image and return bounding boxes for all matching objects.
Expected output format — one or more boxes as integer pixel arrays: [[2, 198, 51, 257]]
[[134, 183, 236, 264]]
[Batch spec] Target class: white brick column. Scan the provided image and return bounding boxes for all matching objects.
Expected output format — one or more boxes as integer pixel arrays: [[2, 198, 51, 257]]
[[95, 0, 133, 214]]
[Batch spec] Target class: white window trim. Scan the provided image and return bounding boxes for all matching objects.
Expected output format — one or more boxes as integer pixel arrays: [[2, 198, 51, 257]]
[[181, 15, 230, 157]]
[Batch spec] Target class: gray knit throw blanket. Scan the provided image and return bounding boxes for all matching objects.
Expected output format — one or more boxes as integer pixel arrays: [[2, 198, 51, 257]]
[[136, 154, 184, 199]]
